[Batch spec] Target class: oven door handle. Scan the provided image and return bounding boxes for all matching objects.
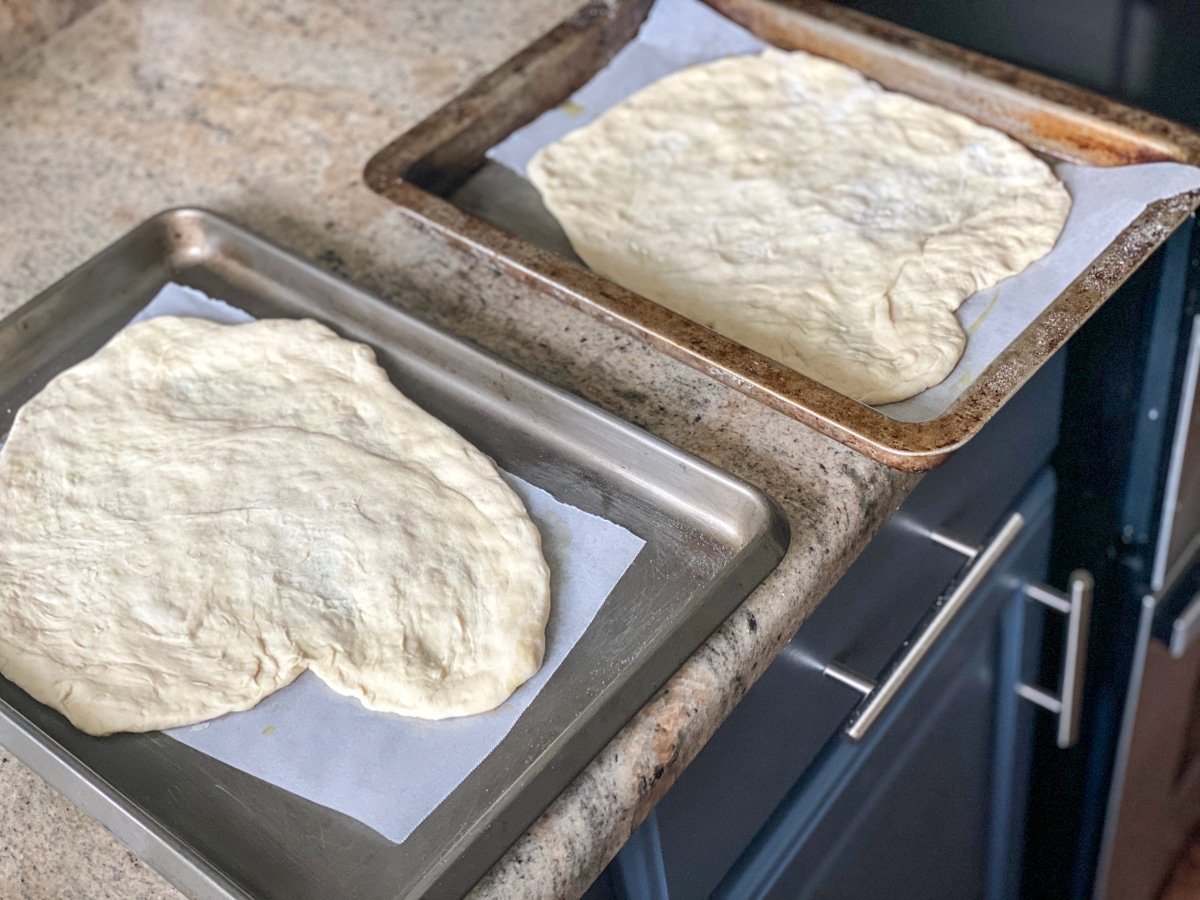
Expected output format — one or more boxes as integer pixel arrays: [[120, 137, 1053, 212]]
[[1018, 571, 1094, 749], [823, 512, 1026, 742], [1169, 591, 1200, 658]]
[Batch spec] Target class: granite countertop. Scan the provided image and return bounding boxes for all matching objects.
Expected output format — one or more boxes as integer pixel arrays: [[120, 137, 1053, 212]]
[[0, 1, 917, 897]]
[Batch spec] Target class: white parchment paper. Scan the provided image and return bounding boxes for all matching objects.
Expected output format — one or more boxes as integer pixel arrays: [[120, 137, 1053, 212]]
[[489, 0, 1200, 422], [127, 283, 646, 845]]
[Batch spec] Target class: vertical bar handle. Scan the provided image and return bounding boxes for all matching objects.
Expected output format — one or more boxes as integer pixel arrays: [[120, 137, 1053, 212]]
[[1018, 570, 1093, 749], [1170, 590, 1200, 658]]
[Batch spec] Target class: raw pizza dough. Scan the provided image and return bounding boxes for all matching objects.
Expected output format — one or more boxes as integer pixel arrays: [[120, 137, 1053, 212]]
[[0, 316, 551, 736], [528, 49, 1072, 404]]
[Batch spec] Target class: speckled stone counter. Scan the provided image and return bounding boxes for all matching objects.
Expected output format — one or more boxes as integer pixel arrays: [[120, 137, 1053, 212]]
[[0, 2, 918, 897], [0, 0, 101, 68]]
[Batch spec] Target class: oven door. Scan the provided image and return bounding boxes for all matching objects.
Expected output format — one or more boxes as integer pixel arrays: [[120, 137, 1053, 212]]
[[1096, 544, 1200, 900], [1095, 292, 1200, 900]]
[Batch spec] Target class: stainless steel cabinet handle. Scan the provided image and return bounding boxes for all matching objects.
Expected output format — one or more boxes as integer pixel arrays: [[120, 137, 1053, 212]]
[[1170, 591, 1200, 658], [1018, 570, 1093, 749], [823, 512, 1026, 742]]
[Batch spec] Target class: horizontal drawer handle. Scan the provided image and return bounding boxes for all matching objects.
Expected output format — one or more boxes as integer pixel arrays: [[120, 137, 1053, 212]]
[[824, 512, 1026, 742]]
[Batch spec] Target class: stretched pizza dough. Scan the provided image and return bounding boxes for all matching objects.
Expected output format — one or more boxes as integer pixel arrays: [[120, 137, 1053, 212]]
[[528, 49, 1071, 404], [0, 316, 550, 736]]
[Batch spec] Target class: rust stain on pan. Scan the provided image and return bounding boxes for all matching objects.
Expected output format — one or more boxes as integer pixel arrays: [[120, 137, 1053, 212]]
[[1020, 112, 1175, 166], [365, 0, 1200, 471], [710, 0, 1200, 166]]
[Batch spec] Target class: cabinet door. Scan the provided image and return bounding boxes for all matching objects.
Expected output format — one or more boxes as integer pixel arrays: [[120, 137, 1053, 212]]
[[609, 365, 1066, 900], [715, 471, 1056, 900]]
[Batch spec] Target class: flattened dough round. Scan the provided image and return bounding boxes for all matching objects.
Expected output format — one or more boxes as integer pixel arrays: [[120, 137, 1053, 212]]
[[0, 317, 550, 735], [529, 49, 1071, 404]]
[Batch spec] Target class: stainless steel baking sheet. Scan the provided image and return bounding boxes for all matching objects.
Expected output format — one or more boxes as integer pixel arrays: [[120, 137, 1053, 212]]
[[0, 208, 789, 900]]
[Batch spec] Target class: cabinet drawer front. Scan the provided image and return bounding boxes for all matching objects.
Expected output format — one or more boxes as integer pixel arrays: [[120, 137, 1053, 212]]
[[793, 354, 1065, 694], [618, 363, 1064, 900], [718, 470, 1057, 900], [639, 471, 1057, 899]]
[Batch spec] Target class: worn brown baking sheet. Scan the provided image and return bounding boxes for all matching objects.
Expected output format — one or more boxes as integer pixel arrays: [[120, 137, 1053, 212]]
[[365, 0, 1200, 469]]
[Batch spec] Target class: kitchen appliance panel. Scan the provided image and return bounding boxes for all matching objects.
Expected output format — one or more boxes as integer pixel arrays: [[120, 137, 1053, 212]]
[[1099, 604, 1200, 900], [1096, 552, 1200, 900], [0, 209, 789, 900], [1153, 316, 1200, 590]]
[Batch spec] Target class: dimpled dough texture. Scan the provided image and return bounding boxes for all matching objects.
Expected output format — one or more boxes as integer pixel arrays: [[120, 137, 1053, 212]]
[[528, 49, 1071, 404], [0, 317, 551, 736]]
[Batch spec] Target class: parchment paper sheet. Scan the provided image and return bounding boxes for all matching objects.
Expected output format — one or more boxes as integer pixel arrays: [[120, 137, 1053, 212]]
[[490, 0, 1200, 421], [127, 283, 645, 845]]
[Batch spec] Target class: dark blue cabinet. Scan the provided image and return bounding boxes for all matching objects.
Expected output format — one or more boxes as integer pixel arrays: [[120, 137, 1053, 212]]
[[714, 471, 1055, 899], [592, 371, 1068, 899]]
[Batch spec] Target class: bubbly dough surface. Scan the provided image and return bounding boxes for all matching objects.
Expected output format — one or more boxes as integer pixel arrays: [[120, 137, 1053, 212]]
[[528, 49, 1071, 404], [0, 316, 550, 736]]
